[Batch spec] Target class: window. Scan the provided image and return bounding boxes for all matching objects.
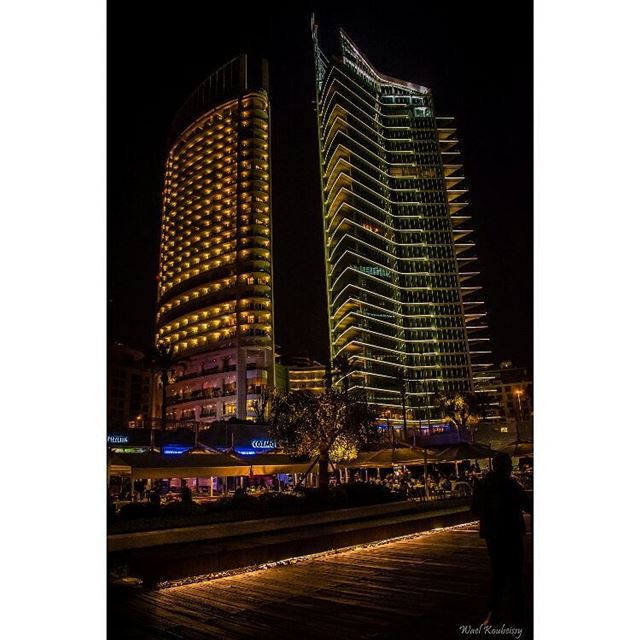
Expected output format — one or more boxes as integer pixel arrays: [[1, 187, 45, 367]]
[[413, 107, 432, 118]]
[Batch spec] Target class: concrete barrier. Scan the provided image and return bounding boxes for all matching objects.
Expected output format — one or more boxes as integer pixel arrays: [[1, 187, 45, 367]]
[[109, 502, 474, 587], [108, 499, 463, 552]]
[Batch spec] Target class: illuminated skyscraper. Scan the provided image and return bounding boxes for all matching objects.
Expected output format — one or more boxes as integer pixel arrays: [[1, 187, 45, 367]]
[[312, 23, 493, 427], [156, 55, 274, 423]]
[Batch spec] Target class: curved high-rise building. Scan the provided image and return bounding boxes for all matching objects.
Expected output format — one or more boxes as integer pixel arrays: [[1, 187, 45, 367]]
[[312, 24, 493, 427], [155, 55, 274, 423]]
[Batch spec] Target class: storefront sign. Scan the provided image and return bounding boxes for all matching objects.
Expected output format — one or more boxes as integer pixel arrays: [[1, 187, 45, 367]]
[[425, 423, 452, 434], [107, 434, 129, 444], [162, 445, 192, 456], [251, 439, 276, 450]]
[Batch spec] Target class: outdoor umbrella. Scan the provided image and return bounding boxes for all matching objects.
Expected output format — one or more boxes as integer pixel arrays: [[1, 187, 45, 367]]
[[498, 440, 533, 457], [433, 442, 497, 462], [355, 446, 438, 468], [337, 450, 378, 468]]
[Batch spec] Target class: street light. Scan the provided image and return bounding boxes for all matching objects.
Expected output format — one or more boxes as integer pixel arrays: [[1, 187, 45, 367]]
[[385, 410, 394, 447], [514, 389, 524, 441], [422, 378, 432, 501]]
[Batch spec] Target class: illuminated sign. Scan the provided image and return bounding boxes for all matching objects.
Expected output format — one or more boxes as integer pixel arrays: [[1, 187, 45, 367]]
[[251, 439, 276, 450], [162, 445, 192, 456], [426, 424, 452, 434], [235, 449, 257, 456], [107, 434, 129, 445]]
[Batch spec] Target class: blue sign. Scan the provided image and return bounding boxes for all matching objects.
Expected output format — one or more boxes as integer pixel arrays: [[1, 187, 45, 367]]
[[107, 434, 129, 444], [235, 449, 257, 456], [162, 445, 192, 456]]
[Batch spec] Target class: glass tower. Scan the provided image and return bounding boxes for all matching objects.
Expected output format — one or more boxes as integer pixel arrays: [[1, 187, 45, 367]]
[[312, 24, 492, 427], [156, 55, 274, 423]]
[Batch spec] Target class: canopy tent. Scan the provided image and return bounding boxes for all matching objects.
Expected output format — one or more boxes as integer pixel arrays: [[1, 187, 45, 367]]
[[111, 452, 248, 480], [432, 442, 497, 462], [238, 454, 318, 476], [498, 440, 534, 457], [109, 451, 317, 481], [108, 452, 132, 475]]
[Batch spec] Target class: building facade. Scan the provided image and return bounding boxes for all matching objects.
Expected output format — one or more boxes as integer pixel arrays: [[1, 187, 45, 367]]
[[312, 24, 493, 427], [474, 362, 533, 444], [156, 55, 275, 423], [487, 362, 533, 423], [285, 357, 327, 394], [108, 342, 155, 430]]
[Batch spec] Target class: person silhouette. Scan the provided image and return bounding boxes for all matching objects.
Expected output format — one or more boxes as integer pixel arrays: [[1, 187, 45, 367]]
[[471, 452, 531, 626], [180, 479, 193, 503]]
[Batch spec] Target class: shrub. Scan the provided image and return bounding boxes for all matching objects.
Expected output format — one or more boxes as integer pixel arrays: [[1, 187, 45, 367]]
[[339, 482, 398, 507], [256, 491, 305, 515], [118, 502, 159, 520], [162, 501, 206, 516]]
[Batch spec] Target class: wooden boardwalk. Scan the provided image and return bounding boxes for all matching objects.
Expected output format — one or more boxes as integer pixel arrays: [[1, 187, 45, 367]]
[[109, 521, 532, 640]]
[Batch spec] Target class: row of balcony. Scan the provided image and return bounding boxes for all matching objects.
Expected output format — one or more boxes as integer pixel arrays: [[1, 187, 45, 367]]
[[174, 364, 236, 381], [167, 385, 237, 405], [168, 385, 265, 410], [173, 362, 265, 382]]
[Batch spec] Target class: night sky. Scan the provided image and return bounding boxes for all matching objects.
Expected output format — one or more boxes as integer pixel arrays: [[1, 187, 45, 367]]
[[108, 1, 532, 371]]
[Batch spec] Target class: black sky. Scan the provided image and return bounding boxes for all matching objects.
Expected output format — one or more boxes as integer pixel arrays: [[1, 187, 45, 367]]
[[108, 1, 533, 371]]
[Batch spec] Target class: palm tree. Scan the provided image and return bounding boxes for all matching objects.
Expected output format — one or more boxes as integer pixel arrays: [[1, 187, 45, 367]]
[[435, 391, 481, 443], [146, 343, 186, 430], [268, 388, 379, 495], [333, 354, 352, 396], [249, 385, 271, 423], [396, 368, 408, 442]]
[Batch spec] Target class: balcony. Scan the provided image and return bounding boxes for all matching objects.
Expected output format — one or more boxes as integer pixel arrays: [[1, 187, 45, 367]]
[[174, 364, 236, 382], [167, 387, 223, 405]]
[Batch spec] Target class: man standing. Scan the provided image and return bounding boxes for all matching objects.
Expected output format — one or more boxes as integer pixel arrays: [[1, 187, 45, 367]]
[[180, 479, 192, 503], [472, 452, 531, 626]]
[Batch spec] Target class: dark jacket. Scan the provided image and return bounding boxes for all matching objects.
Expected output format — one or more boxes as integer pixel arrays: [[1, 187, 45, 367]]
[[471, 472, 531, 539], [180, 485, 192, 503]]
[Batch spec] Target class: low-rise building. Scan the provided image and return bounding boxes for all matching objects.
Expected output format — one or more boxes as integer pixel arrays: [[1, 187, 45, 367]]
[[475, 361, 533, 445], [490, 361, 533, 422], [285, 357, 327, 394], [108, 342, 155, 430]]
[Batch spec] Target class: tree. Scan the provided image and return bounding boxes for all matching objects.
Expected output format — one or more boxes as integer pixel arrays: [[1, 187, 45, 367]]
[[333, 354, 352, 395], [268, 388, 379, 494], [146, 343, 186, 430], [249, 386, 271, 424], [435, 391, 481, 443]]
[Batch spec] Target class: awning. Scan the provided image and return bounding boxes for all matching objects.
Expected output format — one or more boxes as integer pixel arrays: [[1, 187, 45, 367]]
[[236, 454, 318, 475], [112, 452, 250, 480]]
